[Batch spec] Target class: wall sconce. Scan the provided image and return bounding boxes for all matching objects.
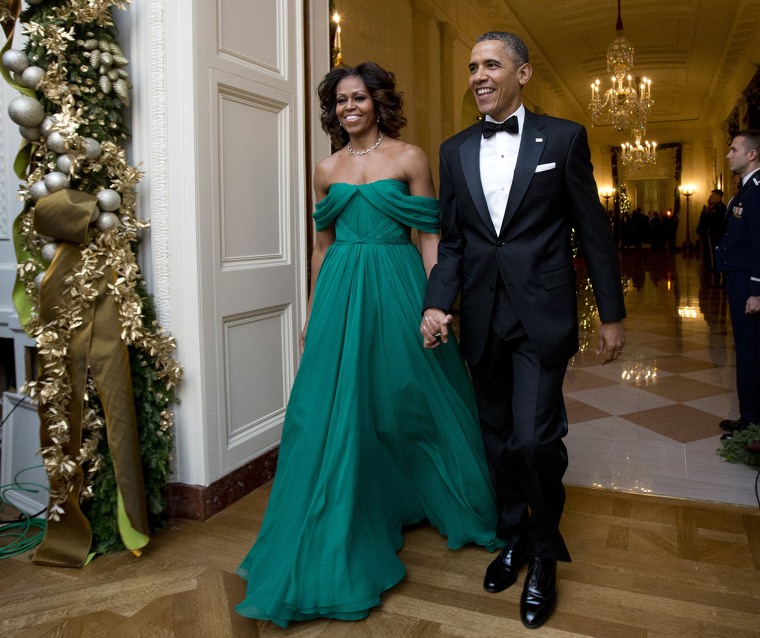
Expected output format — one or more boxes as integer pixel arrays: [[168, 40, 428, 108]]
[[599, 187, 615, 212], [679, 184, 696, 250]]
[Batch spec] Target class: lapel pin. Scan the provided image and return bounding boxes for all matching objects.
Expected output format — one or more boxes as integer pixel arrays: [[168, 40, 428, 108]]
[[536, 138, 543, 143]]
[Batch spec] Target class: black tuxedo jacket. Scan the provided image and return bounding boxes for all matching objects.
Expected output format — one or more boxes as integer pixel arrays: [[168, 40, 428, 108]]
[[715, 172, 760, 296], [424, 109, 626, 366]]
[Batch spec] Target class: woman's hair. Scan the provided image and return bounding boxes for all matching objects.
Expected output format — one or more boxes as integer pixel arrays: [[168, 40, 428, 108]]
[[317, 61, 406, 148]]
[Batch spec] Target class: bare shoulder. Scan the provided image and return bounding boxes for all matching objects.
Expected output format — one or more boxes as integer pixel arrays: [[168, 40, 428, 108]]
[[314, 154, 341, 200], [315, 151, 342, 177], [385, 139, 430, 172], [395, 140, 428, 162], [384, 139, 434, 197]]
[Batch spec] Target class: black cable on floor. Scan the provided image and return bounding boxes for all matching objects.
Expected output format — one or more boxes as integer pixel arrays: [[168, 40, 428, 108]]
[[0, 393, 29, 427]]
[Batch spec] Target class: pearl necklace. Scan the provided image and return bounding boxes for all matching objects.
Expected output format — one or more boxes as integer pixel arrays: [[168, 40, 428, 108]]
[[347, 132, 385, 156]]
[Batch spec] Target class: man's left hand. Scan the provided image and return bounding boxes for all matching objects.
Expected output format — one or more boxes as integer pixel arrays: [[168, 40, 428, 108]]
[[597, 320, 625, 364], [746, 296, 760, 314]]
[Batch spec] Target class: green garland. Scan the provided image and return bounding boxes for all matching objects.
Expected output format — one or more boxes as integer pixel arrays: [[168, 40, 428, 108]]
[[717, 424, 760, 469], [3, 0, 181, 553]]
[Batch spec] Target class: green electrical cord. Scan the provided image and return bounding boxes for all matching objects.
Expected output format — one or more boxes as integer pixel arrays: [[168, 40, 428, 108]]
[[0, 466, 48, 559]]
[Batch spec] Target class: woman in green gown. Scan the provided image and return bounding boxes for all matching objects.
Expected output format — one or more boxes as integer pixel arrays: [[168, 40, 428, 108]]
[[236, 62, 500, 627]]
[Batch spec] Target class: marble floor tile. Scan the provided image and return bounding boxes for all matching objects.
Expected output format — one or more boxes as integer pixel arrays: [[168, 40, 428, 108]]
[[565, 249, 758, 509]]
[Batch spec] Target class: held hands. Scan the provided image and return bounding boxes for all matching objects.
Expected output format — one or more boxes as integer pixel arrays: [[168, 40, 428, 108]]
[[597, 320, 625, 364], [421, 308, 453, 348]]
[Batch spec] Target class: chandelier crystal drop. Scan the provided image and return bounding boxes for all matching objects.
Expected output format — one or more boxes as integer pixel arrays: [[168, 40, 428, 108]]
[[588, 0, 654, 138]]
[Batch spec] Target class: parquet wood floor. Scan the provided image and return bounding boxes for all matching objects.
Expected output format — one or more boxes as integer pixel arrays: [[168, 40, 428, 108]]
[[1, 483, 759, 637]]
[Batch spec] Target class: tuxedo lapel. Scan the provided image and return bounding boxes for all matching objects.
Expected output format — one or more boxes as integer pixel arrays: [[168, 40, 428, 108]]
[[500, 113, 546, 234], [459, 130, 495, 235]]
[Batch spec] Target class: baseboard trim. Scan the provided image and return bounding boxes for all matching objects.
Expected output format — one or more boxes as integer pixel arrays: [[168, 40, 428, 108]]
[[165, 447, 279, 521]]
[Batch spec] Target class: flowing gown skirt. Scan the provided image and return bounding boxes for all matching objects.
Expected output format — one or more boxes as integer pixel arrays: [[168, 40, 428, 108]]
[[236, 180, 500, 627]]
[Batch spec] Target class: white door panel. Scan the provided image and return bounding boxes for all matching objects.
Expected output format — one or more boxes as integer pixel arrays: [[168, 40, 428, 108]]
[[195, 0, 305, 479]]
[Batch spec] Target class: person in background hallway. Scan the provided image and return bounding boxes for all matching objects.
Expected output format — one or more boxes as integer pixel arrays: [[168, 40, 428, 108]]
[[631, 207, 648, 249], [650, 211, 664, 251], [420, 31, 626, 630], [696, 189, 726, 283], [697, 203, 711, 264], [235, 61, 500, 627], [715, 130, 760, 438]]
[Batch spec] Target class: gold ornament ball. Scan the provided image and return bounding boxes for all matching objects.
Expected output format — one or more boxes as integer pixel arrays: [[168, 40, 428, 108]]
[[7, 95, 45, 127]]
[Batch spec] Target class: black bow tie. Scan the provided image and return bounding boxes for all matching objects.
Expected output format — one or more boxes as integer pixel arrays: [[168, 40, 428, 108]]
[[482, 116, 519, 139]]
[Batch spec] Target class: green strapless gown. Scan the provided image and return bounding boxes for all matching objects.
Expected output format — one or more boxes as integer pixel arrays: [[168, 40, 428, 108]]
[[236, 179, 500, 627]]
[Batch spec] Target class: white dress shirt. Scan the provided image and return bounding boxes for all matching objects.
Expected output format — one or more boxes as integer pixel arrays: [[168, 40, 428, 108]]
[[479, 105, 525, 233]]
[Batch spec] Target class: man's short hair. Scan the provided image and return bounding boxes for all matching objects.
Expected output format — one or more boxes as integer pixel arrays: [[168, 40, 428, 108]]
[[476, 31, 529, 66], [735, 129, 760, 154]]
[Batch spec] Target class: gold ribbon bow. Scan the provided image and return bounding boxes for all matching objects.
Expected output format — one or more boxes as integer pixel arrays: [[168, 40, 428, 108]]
[[32, 189, 149, 567]]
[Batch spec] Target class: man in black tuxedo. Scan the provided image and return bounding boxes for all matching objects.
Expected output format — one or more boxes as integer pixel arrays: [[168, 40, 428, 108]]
[[420, 32, 626, 629], [715, 130, 760, 437]]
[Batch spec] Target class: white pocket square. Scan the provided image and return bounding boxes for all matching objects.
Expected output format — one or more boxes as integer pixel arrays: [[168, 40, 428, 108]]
[[535, 162, 556, 173]]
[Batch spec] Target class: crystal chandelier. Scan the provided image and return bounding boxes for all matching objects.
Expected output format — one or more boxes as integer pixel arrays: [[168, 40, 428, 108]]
[[588, 0, 653, 136], [621, 125, 656, 171]]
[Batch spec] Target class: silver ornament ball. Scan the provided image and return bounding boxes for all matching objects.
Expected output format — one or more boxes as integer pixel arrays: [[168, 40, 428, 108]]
[[34, 271, 46, 289], [95, 212, 120, 232], [21, 65, 45, 90], [82, 137, 102, 159], [96, 188, 121, 212], [7, 95, 45, 127], [2, 49, 29, 74], [43, 171, 69, 193], [19, 126, 41, 142], [40, 116, 57, 137], [41, 242, 59, 263], [56, 153, 77, 174], [46, 131, 68, 154], [29, 180, 50, 201]]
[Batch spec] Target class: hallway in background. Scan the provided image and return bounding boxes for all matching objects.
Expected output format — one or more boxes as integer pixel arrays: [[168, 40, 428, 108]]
[[565, 247, 758, 507]]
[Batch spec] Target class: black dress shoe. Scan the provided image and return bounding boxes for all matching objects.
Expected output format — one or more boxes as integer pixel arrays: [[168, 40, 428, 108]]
[[483, 539, 528, 593], [720, 418, 750, 433], [520, 557, 557, 629]]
